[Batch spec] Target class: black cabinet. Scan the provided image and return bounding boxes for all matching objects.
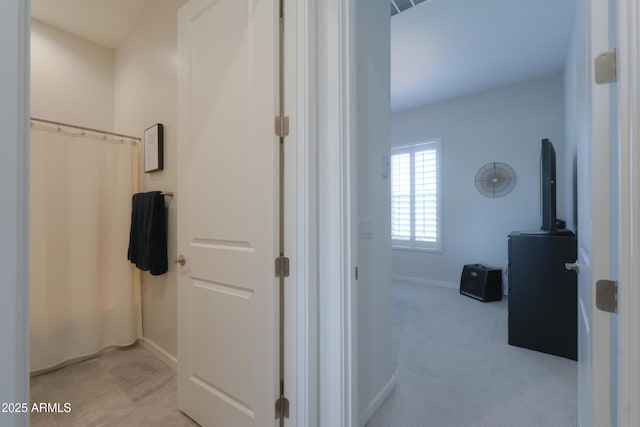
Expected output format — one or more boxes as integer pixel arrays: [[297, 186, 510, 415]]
[[508, 232, 578, 360]]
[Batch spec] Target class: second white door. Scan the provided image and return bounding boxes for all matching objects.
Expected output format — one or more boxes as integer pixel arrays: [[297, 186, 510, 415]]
[[176, 0, 279, 425]]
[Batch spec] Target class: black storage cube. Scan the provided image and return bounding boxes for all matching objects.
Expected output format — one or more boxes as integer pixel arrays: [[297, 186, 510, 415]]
[[508, 232, 577, 360], [460, 264, 503, 302]]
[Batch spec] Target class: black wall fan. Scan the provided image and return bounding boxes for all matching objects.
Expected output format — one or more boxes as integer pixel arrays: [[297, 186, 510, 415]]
[[474, 162, 517, 198]]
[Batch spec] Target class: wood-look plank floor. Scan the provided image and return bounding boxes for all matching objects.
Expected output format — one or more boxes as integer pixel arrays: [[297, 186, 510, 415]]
[[30, 344, 198, 427]]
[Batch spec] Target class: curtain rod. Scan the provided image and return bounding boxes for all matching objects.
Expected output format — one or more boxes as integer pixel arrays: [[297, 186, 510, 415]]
[[30, 117, 141, 142]]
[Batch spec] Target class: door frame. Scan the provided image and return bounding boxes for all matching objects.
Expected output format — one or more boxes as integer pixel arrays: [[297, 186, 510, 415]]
[[614, 0, 640, 425], [7, 0, 640, 426], [283, 0, 319, 425], [311, 0, 640, 426], [277, 1, 359, 424], [581, 0, 613, 424], [310, 0, 358, 425]]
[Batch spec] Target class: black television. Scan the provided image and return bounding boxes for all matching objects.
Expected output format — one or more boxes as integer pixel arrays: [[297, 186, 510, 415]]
[[539, 138, 570, 234], [540, 138, 557, 231], [519, 138, 572, 236]]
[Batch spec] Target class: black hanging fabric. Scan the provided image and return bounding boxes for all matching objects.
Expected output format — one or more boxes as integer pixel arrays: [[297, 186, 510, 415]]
[[127, 191, 168, 275]]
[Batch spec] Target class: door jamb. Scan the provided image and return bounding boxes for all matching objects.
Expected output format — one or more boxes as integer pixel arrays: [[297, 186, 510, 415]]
[[615, 0, 640, 425], [1, 1, 30, 426], [284, 0, 318, 425], [313, 0, 358, 425]]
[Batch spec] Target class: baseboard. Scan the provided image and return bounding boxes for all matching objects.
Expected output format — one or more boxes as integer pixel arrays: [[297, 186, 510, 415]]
[[139, 338, 177, 371], [393, 274, 509, 296], [392, 274, 458, 290], [31, 342, 136, 377], [359, 375, 396, 427]]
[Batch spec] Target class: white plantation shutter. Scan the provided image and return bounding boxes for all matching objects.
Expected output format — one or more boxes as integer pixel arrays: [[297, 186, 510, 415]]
[[414, 145, 438, 242], [391, 140, 442, 251], [391, 152, 411, 240]]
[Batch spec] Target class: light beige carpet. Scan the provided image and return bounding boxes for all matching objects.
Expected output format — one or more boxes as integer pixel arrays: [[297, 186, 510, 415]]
[[367, 281, 577, 427]]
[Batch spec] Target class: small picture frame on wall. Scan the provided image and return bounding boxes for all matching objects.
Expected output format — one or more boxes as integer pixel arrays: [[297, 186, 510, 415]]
[[144, 123, 164, 173]]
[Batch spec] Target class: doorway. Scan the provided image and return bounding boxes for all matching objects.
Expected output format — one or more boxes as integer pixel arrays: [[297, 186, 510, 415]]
[[28, 1, 191, 425], [27, 1, 305, 425], [355, 0, 580, 425]]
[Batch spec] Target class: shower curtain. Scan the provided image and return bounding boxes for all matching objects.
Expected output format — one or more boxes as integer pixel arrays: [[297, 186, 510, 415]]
[[30, 125, 141, 373]]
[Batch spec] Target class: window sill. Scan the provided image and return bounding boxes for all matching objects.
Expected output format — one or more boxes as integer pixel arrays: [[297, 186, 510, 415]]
[[392, 246, 443, 254]]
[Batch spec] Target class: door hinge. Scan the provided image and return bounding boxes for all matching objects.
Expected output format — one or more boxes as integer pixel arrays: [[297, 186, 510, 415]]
[[275, 116, 289, 138], [275, 256, 290, 278], [596, 279, 617, 313], [275, 396, 290, 420], [595, 49, 617, 84]]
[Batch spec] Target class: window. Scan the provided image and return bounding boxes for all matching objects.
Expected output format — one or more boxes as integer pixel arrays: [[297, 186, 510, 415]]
[[391, 139, 442, 251]]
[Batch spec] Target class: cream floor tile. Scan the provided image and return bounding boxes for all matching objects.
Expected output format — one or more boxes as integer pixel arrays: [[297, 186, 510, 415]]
[[39, 357, 121, 407], [53, 388, 132, 427], [30, 410, 58, 427], [30, 344, 199, 427]]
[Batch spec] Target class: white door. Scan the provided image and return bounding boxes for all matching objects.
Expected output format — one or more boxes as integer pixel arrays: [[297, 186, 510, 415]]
[[576, 0, 616, 426], [176, 0, 278, 425]]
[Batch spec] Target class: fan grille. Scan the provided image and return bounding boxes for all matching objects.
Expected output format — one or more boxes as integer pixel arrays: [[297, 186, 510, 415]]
[[474, 162, 517, 198]]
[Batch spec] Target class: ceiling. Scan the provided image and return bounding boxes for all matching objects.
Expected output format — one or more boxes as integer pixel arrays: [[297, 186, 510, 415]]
[[31, 0, 576, 113], [391, 0, 576, 112], [31, 0, 158, 49]]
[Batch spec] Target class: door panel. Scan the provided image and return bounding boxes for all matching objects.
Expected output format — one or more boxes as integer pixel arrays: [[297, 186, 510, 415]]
[[576, 0, 614, 426], [177, 0, 278, 425]]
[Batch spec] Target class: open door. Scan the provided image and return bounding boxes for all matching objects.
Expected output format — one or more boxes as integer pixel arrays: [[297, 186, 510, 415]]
[[176, 0, 279, 425], [575, 0, 617, 426]]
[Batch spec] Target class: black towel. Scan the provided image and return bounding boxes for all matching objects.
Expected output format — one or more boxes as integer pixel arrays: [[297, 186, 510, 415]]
[[127, 191, 168, 275]]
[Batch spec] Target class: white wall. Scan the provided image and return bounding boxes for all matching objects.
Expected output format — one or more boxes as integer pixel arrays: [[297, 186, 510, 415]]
[[356, 0, 394, 424], [392, 74, 566, 288], [0, 1, 29, 424], [31, 20, 114, 130], [114, 0, 186, 360]]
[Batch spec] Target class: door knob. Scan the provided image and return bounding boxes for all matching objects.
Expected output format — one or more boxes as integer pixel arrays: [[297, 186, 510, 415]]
[[174, 255, 186, 266], [565, 260, 580, 272]]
